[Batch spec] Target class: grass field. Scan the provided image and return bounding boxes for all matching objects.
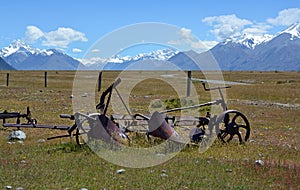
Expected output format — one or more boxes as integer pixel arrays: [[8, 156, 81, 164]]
[[0, 70, 299, 189]]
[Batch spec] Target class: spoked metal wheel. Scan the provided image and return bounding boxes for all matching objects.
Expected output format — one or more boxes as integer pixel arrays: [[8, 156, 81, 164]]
[[216, 110, 250, 144]]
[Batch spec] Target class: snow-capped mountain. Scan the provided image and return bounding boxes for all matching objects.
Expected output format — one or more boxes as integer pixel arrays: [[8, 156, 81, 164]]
[[0, 23, 300, 71], [106, 49, 178, 64], [222, 34, 273, 49], [0, 40, 84, 70], [133, 49, 178, 61], [86, 49, 178, 70], [279, 22, 300, 40], [89, 23, 300, 71], [0, 40, 54, 58], [206, 23, 300, 70], [220, 23, 300, 49], [87, 23, 300, 71]]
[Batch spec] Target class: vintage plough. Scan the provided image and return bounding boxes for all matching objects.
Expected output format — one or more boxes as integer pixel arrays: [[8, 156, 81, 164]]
[[2, 78, 250, 146]]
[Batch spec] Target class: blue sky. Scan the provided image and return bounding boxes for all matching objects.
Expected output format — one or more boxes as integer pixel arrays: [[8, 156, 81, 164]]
[[1, 0, 300, 61]]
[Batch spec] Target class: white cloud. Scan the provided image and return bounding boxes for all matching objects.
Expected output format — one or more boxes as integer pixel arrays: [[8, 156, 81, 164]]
[[242, 23, 272, 36], [24, 26, 88, 48], [202, 14, 252, 40], [179, 27, 193, 39], [25, 25, 44, 43], [267, 8, 300, 26], [202, 8, 300, 41], [72, 48, 82, 53], [168, 27, 209, 51], [43, 27, 88, 48], [91, 48, 101, 53], [79, 57, 106, 65]]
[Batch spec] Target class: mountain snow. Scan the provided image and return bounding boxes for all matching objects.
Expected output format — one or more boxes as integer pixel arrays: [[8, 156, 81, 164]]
[[131, 49, 178, 61], [90, 49, 178, 65], [279, 22, 300, 40], [0, 40, 54, 58], [222, 23, 300, 49], [0, 40, 82, 70], [222, 34, 273, 49]]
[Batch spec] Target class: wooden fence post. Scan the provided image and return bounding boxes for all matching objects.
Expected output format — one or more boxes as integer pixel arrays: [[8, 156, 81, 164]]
[[44, 71, 47, 88], [6, 73, 9, 87], [187, 71, 191, 97], [98, 71, 102, 92]]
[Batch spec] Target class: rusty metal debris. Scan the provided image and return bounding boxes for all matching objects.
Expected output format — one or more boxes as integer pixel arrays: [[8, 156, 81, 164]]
[[2, 78, 250, 146], [0, 107, 36, 125]]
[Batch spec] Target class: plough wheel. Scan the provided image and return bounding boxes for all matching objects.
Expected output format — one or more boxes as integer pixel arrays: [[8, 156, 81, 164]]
[[216, 110, 250, 144]]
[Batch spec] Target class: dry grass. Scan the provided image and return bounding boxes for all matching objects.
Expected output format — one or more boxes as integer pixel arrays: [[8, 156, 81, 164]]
[[0, 70, 299, 189]]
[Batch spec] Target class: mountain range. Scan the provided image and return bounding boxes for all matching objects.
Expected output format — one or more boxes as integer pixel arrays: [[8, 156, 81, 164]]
[[0, 40, 83, 70], [1, 23, 300, 71], [209, 23, 300, 70]]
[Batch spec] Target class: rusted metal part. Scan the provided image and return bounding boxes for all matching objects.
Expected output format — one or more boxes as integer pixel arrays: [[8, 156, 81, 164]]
[[1, 79, 129, 145], [147, 111, 185, 143], [160, 100, 223, 114], [1, 78, 251, 147], [189, 127, 205, 143], [87, 114, 129, 145], [96, 78, 121, 114], [3, 123, 69, 130], [148, 111, 174, 140], [0, 107, 36, 124]]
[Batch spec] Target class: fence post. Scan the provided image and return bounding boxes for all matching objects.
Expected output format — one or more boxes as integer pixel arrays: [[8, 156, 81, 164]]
[[187, 71, 191, 97], [6, 73, 9, 87], [44, 71, 47, 88], [98, 71, 102, 92]]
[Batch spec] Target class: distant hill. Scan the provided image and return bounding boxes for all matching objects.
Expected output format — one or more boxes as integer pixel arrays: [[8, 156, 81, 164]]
[[0, 57, 15, 70]]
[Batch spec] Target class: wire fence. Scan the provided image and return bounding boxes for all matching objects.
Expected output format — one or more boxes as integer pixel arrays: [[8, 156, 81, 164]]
[[1, 70, 193, 95]]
